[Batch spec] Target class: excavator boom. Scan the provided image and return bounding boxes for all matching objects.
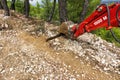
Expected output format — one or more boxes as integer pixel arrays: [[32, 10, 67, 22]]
[[73, 3, 120, 38]]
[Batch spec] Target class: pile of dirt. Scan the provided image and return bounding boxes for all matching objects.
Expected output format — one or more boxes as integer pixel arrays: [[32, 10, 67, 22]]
[[0, 10, 119, 80]]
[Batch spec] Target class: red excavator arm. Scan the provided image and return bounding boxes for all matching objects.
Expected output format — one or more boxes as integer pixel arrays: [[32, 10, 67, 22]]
[[46, 3, 120, 42], [72, 3, 120, 38]]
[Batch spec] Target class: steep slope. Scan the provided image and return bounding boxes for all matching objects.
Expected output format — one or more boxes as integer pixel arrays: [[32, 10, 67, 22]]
[[0, 10, 119, 80]]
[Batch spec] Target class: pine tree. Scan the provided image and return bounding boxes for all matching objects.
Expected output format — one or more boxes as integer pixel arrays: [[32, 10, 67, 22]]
[[10, 0, 16, 10], [58, 0, 67, 23], [47, 0, 56, 22], [1, 0, 10, 16], [24, 0, 30, 18], [0, 1, 3, 9]]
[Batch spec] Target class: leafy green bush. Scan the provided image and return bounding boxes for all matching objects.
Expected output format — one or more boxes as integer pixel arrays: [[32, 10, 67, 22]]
[[92, 28, 120, 47]]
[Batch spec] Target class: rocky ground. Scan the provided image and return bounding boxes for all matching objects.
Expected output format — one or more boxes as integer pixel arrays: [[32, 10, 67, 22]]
[[0, 10, 119, 80]]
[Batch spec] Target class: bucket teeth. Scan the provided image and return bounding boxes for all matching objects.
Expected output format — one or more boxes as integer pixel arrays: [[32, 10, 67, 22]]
[[46, 33, 62, 42]]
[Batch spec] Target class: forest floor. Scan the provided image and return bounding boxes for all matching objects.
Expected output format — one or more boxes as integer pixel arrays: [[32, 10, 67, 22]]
[[0, 10, 119, 80]]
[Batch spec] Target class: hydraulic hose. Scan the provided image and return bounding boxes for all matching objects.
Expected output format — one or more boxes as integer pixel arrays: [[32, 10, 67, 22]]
[[99, 4, 111, 27], [100, 4, 120, 43], [116, 6, 120, 24], [110, 5, 120, 43]]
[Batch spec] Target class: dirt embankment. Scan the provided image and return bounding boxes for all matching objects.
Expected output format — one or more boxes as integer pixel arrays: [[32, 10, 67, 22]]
[[0, 10, 119, 80]]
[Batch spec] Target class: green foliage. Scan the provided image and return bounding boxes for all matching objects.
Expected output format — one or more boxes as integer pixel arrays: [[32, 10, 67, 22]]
[[30, 1, 41, 18], [92, 28, 120, 46], [38, 0, 59, 21], [52, 3, 59, 20], [86, 0, 100, 17], [40, 0, 52, 20], [7, 0, 11, 7], [15, 0, 24, 13], [67, 0, 100, 23], [67, 0, 84, 22], [92, 28, 112, 42], [7, 0, 24, 13]]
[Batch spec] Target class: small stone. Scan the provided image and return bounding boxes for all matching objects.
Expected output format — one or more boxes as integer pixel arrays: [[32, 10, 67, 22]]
[[10, 68, 13, 72], [4, 23, 9, 28], [75, 56, 79, 59], [1, 70, 5, 73]]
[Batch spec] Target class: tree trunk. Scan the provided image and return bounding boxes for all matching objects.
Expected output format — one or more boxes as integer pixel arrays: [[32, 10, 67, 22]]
[[58, 0, 68, 23], [46, 0, 50, 20], [80, 0, 89, 22], [0, 1, 3, 9], [24, 0, 30, 18], [10, 0, 16, 10], [47, 0, 56, 22], [1, 0, 10, 16]]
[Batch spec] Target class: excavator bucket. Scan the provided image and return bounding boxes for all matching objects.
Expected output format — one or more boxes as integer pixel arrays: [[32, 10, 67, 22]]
[[46, 21, 74, 42]]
